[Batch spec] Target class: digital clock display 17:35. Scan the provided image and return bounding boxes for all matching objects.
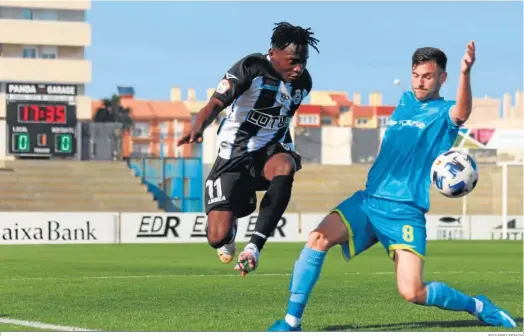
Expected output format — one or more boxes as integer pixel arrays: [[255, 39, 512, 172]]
[[17, 104, 67, 124]]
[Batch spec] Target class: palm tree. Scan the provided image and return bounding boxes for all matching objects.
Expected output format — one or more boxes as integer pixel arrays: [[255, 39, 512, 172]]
[[94, 94, 134, 130]]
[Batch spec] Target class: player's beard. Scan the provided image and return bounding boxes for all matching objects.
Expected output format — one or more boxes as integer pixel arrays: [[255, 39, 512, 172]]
[[426, 82, 442, 100], [414, 83, 440, 101], [413, 87, 429, 100]]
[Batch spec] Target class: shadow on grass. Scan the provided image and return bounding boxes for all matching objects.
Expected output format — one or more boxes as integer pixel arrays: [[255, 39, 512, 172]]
[[321, 317, 523, 331]]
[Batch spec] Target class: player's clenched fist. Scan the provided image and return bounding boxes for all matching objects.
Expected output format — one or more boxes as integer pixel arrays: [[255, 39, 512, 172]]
[[461, 41, 475, 75]]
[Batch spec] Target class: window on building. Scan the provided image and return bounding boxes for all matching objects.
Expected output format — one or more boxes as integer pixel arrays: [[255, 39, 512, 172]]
[[158, 122, 168, 136], [298, 115, 318, 125], [41, 53, 56, 59], [22, 9, 33, 20], [131, 143, 149, 157], [21, 9, 59, 21], [321, 117, 332, 125], [357, 118, 369, 125], [131, 122, 150, 138], [174, 121, 185, 157], [22, 46, 38, 58], [378, 116, 389, 127], [40, 46, 58, 59], [37, 10, 58, 21]]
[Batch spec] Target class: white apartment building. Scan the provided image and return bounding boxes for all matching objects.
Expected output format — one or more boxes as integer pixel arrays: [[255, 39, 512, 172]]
[[0, 0, 92, 120]]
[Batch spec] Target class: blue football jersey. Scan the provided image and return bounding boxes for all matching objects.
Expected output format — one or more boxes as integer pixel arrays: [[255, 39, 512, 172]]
[[365, 91, 460, 212]]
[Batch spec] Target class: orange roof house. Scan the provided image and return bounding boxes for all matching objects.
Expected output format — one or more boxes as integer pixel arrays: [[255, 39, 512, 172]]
[[302, 90, 398, 128], [295, 101, 397, 128], [91, 92, 193, 158], [328, 93, 354, 109], [91, 98, 191, 121], [295, 104, 342, 127], [376, 106, 396, 117]]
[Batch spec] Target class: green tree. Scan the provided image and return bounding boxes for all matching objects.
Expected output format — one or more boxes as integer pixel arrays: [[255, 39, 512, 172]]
[[93, 94, 133, 130]]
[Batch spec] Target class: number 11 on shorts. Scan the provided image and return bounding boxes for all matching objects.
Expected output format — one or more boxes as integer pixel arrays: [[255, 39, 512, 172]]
[[206, 178, 225, 204]]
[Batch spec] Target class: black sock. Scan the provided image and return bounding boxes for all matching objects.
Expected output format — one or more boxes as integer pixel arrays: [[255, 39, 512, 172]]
[[249, 175, 294, 251]]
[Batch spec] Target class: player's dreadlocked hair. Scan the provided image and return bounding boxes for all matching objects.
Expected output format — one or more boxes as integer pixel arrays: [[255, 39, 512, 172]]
[[271, 22, 320, 53]]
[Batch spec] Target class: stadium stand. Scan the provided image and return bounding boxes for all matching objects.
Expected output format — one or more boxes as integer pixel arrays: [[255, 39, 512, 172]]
[[0, 160, 161, 212], [127, 157, 203, 212], [258, 163, 523, 216]]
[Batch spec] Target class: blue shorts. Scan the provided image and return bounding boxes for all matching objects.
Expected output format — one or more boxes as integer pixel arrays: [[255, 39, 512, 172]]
[[332, 190, 427, 261]]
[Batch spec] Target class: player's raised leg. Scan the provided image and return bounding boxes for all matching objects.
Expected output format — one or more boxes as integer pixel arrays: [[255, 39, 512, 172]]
[[394, 249, 517, 328], [268, 191, 378, 331], [206, 210, 237, 263], [235, 152, 296, 275], [205, 168, 256, 264]]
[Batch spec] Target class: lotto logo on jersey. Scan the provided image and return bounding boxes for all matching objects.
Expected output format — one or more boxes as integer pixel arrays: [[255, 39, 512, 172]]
[[246, 110, 290, 129]]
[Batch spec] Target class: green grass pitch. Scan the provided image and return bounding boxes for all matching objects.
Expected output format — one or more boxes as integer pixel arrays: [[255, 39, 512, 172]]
[[0, 241, 522, 332]]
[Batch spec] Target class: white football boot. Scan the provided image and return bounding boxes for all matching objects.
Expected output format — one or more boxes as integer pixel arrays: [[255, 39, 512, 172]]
[[216, 220, 237, 264]]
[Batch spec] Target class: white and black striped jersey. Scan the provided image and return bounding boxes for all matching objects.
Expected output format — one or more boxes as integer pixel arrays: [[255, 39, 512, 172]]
[[211, 53, 312, 160]]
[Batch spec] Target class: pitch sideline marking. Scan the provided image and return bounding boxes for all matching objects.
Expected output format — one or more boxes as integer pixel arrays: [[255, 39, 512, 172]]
[[0, 317, 99, 331], [0, 270, 520, 281]]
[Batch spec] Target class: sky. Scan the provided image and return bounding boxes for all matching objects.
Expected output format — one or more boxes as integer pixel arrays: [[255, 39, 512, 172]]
[[85, 1, 524, 106]]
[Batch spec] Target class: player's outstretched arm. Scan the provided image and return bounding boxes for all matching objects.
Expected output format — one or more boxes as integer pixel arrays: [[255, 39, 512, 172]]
[[176, 98, 225, 146], [450, 41, 476, 126]]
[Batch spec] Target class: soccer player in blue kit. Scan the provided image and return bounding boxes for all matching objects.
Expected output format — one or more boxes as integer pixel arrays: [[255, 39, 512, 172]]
[[268, 42, 518, 331]]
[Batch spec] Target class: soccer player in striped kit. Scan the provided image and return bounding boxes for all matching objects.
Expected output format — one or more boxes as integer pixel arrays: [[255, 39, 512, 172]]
[[177, 22, 319, 276]]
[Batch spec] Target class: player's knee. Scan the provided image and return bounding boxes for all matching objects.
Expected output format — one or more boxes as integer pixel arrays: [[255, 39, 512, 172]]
[[397, 283, 426, 304], [307, 230, 331, 251], [207, 230, 230, 249], [206, 217, 235, 249], [268, 154, 296, 178], [273, 160, 295, 176]]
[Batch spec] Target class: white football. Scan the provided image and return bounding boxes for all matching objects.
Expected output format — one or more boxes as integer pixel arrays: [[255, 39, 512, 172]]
[[430, 150, 479, 198]]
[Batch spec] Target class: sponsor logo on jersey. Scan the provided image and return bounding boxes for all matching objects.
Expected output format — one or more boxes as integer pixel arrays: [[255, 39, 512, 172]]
[[279, 94, 289, 102], [292, 89, 302, 104], [246, 110, 290, 129], [216, 79, 230, 94], [225, 72, 238, 80], [387, 119, 426, 129], [262, 84, 278, 91]]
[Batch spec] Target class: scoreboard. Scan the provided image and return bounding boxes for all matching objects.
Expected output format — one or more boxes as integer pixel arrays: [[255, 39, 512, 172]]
[[5, 82, 78, 157]]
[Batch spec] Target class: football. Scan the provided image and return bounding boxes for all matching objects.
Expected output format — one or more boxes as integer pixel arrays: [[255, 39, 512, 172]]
[[431, 150, 479, 198]]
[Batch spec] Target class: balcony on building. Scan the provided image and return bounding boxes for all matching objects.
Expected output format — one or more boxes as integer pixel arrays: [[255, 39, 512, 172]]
[[0, 44, 91, 83], [0, 6, 90, 47], [0, 1, 90, 11]]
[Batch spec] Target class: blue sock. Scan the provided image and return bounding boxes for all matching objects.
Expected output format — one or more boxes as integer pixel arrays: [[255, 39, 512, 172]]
[[285, 246, 327, 321], [425, 281, 477, 314]]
